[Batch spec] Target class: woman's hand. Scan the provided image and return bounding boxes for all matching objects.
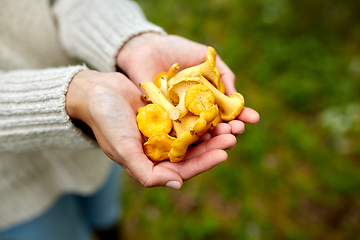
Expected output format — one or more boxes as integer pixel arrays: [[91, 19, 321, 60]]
[[65, 70, 238, 189], [116, 33, 260, 134]]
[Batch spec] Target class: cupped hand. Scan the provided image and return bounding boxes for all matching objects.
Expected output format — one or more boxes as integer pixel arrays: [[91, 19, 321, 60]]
[[66, 70, 238, 189], [116, 33, 260, 134]]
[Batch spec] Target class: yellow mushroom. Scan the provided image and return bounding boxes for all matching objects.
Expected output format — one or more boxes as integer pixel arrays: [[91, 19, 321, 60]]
[[168, 47, 225, 93], [153, 63, 180, 99], [167, 63, 180, 80], [167, 106, 219, 163], [211, 111, 223, 127], [168, 130, 198, 162], [153, 72, 167, 88], [167, 107, 218, 162], [184, 84, 216, 115], [159, 76, 169, 99], [139, 82, 180, 120], [168, 77, 202, 119], [136, 103, 172, 138], [172, 114, 203, 138], [194, 105, 219, 136], [172, 104, 217, 134], [144, 133, 176, 161], [153, 63, 180, 88], [197, 75, 245, 121], [198, 105, 219, 125]]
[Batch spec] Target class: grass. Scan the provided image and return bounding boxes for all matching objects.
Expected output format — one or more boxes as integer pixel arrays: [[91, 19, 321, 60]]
[[121, 0, 360, 239]]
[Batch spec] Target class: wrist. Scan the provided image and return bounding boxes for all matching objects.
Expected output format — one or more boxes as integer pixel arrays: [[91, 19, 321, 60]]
[[116, 32, 164, 73], [66, 70, 144, 125], [65, 70, 94, 124]]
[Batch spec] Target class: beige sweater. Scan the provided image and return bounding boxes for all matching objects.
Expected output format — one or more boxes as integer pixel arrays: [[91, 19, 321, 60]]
[[0, 0, 165, 230]]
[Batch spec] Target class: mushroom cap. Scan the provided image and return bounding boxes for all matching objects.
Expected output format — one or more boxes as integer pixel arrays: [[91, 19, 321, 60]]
[[192, 105, 219, 136], [211, 111, 223, 127], [144, 133, 176, 161], [203, 46, 225, 93], [172, 106, 217, 139], [172, 114, 200, 137], [168, 77, 201, 105], [153, 63, 180, 88], [153, 72, 167, 88], [167, 47, 225, 93], [219, 93, 245, 121], [139, 82, 180, 120], [169, 130, 199, 162], [136, 103, 172, 138], [185, 84, 215, 115]]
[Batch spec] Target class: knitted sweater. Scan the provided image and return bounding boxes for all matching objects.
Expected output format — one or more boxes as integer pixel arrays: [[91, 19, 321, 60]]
[[0, 0, 165, 230]]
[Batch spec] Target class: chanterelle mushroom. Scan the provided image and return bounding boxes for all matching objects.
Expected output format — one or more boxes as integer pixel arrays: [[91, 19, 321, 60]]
[[197, 75, 244, 121], [144, 133, 176, 161], [168, 47, 225, 93], [153, 63, 180, 99], [153, 63, 180, 88], [172, 114, 204, 138], [184, 84, 216, 116], [168, 77, 202, 119], [168, 130, 198, 162], [136, 103, 172, 138], [139, 82, 180, 120]]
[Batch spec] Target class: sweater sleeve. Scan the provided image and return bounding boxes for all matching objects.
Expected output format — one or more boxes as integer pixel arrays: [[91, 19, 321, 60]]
[[53, 0, 166, 72], [0, 65, 97, 153]]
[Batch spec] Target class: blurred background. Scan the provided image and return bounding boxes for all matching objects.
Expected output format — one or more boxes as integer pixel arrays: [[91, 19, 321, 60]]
[[122, 0, 360, 239]]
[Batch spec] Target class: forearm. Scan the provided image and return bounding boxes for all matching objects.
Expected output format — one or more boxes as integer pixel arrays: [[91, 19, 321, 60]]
[[0, 66, 96, 153], [53, 0, 166, 72]]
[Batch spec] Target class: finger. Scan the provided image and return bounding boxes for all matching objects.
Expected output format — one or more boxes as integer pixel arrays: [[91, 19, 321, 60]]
[[159, 149, 229, 181], [184, 133, 236, 160], [120, 148, 184, 190], [228, 120, 245, 134], [238, 107, 260, 124], [208, 123, 232, 136], [180, 149, 229, 181], [197, 123, 232, 143], [197, 132, 212, 143]]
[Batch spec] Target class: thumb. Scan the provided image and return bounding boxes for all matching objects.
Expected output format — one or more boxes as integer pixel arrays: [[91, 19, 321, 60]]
[[124, 152, 184, 190]]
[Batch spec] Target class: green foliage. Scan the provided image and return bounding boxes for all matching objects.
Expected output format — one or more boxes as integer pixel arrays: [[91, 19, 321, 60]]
[[122, 0, 360, 239]]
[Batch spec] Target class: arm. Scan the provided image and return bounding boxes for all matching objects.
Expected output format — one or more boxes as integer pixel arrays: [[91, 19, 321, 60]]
[[53, 0, 166, 72], [0, 66, 96, 153]]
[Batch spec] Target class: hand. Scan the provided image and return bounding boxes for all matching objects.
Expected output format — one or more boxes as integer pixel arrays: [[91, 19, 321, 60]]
[[66, 70, 238, 189], [116, 33, 260, 135]]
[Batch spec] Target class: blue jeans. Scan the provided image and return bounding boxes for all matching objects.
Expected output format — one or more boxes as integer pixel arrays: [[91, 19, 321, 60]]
[[0, 163, 121, 240]]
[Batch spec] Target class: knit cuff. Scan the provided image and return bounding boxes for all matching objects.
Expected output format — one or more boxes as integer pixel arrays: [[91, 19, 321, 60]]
[[53, 0, 166, 72], [0, 65, 97, 153]]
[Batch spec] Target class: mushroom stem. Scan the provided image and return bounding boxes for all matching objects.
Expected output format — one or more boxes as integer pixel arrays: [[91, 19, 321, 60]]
[[167, 63, 180, 80], [139, 82, 180, 120], [197, 75, 245, 121], [159, 76, 169, 99]]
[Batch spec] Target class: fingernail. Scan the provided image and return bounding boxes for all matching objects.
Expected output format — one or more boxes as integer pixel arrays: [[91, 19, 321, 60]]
[[166, 181, 181, 190]]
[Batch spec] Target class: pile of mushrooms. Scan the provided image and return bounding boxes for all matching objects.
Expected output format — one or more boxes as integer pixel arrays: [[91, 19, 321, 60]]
[[136, 47, 245, 162]]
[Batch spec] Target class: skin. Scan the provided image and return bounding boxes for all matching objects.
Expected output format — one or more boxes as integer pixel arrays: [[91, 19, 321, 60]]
[[66, 33, 260, 190]]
